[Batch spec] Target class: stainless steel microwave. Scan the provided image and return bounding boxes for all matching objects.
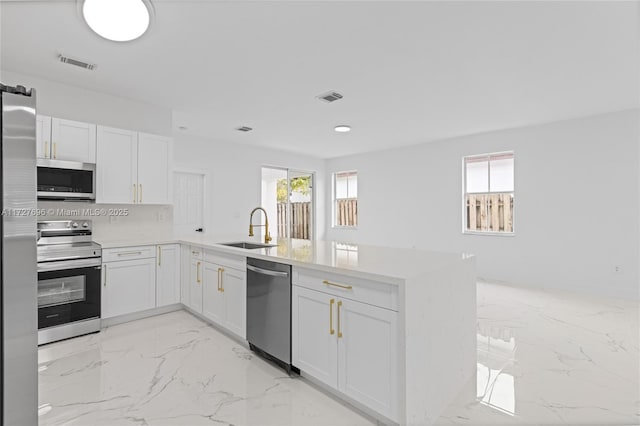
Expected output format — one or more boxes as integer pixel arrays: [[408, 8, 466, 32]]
[[37, 159, 96, 200]]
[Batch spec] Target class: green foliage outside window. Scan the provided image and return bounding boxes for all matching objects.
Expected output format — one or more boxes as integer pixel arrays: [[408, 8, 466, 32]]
[[277, 177, 311, 203]]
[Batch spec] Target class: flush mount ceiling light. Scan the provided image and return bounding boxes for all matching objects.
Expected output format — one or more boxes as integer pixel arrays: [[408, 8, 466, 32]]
[[334, 125, 351, 133], [82, 0, 152, 42]]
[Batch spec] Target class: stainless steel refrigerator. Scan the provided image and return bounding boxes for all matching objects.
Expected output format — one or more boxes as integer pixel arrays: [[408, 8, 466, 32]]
[[0, 83, 38, 425]]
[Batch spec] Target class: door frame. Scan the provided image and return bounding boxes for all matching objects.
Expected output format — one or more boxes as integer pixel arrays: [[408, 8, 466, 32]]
[[172, 167, 209, 234]]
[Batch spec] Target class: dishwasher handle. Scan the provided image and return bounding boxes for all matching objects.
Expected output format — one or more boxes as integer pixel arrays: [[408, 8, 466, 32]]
[[247, 264, 289, 278]]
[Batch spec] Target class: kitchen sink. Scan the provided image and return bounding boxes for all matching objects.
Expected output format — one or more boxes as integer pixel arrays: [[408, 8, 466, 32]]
[[219, 242, 276, 249]]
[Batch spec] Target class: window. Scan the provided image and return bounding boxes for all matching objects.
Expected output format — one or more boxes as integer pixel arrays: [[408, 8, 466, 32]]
[[261, 167, 315, 240], [464, 152, 514, 234], [333, 171, 357, 227]]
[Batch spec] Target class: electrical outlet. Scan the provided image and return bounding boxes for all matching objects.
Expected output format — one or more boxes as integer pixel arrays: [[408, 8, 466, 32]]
[[158, 211, 166, 222], [614, 265, 622, 274]]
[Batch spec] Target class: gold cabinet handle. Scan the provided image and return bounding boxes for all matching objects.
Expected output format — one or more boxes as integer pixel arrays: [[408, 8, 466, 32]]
[[329, 298, 335, 335], [117, 251, 142, 257], [196, 261, 201, 283], [323, 280, 353, 290], [44, 141, 49, 158], [217, 267, 225, 292], [53, 142, 57, 159], [103, 265, 107, 287], [157, 246, 162, 266], [139, 184, 142, 204], [133, 184, 137, 203], [337, 300, 343, 338]]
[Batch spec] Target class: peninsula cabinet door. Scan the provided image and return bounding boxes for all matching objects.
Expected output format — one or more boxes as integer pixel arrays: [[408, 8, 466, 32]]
[[292, 286, 338, 389], [96, 126, 138, 204], [337, 298, 398, 421], [137, 133, 170, 204], [202, 262, 224, 324]]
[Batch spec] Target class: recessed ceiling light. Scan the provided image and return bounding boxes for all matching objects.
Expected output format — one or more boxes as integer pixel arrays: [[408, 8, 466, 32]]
[[334, 125, 351, 133], [82, 0, 152, 42]]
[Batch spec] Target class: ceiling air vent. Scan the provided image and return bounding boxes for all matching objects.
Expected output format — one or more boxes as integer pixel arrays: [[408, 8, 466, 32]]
[[58, 54, 96, 71], [236, 126, 253, 132], [316, 91, 343, 103]]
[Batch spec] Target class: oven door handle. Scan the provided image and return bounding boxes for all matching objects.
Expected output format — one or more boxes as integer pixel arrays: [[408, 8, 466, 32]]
[[38, 258, 101, 272]]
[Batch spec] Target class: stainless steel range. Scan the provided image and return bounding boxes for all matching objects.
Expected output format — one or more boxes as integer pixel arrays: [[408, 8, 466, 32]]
[[37, 220, 102, 345]]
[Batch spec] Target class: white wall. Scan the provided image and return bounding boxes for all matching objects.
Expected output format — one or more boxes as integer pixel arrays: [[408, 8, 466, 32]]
[[37, 201, 173, 242], [326, 110, 640, 300], [173, 134, 326, 240], [0, 70, 172, 135]]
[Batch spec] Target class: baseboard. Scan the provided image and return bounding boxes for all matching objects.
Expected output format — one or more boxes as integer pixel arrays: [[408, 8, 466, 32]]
[[101, 304, 183, 328], [181, 305, 249, 348], [298, 371, 397, 426]]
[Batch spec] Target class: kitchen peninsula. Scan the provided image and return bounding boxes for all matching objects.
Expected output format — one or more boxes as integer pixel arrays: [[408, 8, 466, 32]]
[[96, 235, 476, 425]]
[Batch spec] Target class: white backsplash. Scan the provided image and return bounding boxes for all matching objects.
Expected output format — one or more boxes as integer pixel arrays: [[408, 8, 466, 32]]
[[37, 201, 173, 241]]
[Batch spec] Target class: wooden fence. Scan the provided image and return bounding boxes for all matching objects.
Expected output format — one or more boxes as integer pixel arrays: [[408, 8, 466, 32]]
[[277, 202, 312, 239], [466, 193, 513, 232], [336, 199, 357, 227]]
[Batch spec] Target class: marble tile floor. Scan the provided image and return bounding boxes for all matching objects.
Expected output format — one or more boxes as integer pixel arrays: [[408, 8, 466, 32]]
[[38, 281, 639, 426]]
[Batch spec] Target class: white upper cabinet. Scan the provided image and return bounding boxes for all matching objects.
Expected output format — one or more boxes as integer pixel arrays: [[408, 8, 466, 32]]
[[36, 115, 52, 159], [96, 126, 138, 204], [51, 118, 97, 163], [137, 133, 170, 204], [96, 126, 171, 205]]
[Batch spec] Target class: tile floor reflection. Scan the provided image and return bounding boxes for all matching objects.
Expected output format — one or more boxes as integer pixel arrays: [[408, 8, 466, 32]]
[[436, 281, 639, 425]]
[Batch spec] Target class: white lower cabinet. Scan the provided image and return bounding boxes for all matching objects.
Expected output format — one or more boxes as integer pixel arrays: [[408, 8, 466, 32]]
[[188, 257, 204, 313], [203, 262, 224, 323], [102, 258, 156, 319], [292, 282, 399, 421], [337, 298, 398, 419], [292, 286, 338, 388], [156, 244, 181, 307], [203, 260, 246, 339]]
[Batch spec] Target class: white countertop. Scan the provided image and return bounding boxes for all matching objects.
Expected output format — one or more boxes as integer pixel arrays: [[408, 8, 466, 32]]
[[96, 233, 474, 284]]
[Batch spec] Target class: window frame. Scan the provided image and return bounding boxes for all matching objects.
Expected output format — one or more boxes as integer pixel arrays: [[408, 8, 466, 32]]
[[332, 170, 358, 229], [462, 151, 515, 236]]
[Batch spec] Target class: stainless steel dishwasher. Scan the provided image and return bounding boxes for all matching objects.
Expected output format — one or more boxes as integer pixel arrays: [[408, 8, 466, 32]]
[[246, 257, 293, 373]]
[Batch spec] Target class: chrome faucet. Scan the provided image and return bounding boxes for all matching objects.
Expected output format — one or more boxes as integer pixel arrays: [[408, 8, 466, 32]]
[[248, 207, 272, 244]]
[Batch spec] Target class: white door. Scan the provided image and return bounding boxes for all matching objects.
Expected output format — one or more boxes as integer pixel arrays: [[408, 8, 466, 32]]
[[202, 262, 225, 324], [97, 126, 138, 204], [337, 298, 398, 420], [36, 115, 52, 159], [138, 133, 170, 204], [221, 267, 246, 339], [102, 258, 156, 319], [51, 118, 96, 162], [173, 171, 205, 235], [188, 258, 203, 313], [156, 244, 180, 307], [291, 286, 338, 388]]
